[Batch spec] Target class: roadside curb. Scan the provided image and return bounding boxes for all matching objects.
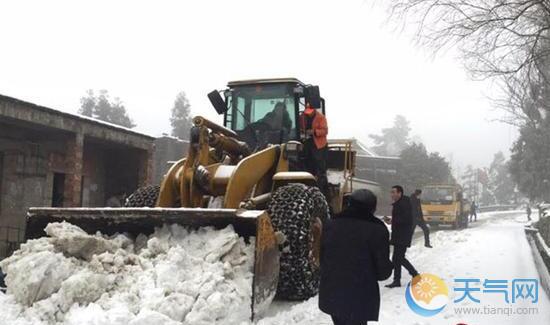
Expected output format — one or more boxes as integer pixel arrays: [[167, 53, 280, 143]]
[[525, 227, 550, 299]]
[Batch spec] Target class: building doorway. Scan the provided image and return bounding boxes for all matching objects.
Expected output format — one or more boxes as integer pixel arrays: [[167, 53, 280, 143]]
[[0, 152, 3, 213], [52, 173, 65, 207]]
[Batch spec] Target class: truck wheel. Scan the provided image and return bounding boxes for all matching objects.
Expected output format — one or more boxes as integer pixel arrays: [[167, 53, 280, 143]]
[[268, 183, 329, 300], [124, 185, 160, 207], [452, 219, 459, 229], [462, 214, 469, 228]]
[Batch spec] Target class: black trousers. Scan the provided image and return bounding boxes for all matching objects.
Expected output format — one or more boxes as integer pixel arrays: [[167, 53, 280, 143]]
[[415, 219, 430, 246], [469, 211, 477, 221], [0, 271, 5, 293], [392, 245, 418, 282], [304, 139, 328, 196], [331, 315, 367, 325]]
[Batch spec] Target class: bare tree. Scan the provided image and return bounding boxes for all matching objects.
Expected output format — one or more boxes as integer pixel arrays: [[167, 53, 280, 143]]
[[495, 71, 549, 126], [389, 0, 550, 79], [388, 0, 550, 125]]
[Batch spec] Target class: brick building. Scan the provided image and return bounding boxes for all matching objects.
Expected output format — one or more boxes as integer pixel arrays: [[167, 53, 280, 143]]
[[0, 94, 154, 257], [352, 139, 401, 215], [352, 139, 401, 185]]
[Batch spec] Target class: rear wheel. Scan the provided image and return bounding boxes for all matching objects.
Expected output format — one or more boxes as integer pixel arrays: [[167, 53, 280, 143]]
[[461, 214, 469, 228], [267, 183, 329, 300], [124, 185, 160, 208]]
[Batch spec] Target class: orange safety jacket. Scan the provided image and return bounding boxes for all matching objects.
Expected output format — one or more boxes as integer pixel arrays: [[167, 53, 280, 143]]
[[299, 110, 328, 149]]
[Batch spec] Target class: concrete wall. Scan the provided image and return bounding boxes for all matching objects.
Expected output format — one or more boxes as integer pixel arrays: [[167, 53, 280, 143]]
[[153, 136, 189, 184], [0, 123, 67, 256], [0, 94, 155, 258]]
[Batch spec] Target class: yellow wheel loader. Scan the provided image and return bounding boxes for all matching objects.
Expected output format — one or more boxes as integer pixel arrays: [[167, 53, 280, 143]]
[[24, 78, 356, 319]]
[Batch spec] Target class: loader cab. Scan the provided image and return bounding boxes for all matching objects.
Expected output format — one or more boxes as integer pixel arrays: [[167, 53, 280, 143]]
[[208, 78, 324, 150]]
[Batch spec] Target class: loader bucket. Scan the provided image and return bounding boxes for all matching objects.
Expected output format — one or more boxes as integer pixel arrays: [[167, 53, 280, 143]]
[[25, 207, 280, 320]]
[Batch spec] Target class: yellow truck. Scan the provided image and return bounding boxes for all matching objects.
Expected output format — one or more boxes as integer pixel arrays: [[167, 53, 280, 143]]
[[421, 184, 470, 229]]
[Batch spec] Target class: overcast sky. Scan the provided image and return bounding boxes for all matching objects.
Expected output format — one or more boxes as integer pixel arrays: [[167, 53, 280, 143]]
[[0, 0, 517, 172]]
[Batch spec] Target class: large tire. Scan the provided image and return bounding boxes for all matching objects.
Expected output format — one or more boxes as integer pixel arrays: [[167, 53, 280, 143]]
[[452, 219, 459, 229], [267, 183, 329, 300], [461, 214, 469, 228], [124, 185, 160, 208]]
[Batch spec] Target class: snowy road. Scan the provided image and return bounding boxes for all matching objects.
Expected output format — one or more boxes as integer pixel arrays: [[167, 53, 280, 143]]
[[1, 211, 548, 324], [258, 211, 550, 325]]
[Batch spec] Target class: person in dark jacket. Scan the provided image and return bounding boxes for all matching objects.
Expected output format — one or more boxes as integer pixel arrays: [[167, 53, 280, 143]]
[[385, 185, 419, 288], [319, 189, 393, 325], [0, 270, 6, 293], [470, 201, 478, 222], [410, 189, 432, 248]]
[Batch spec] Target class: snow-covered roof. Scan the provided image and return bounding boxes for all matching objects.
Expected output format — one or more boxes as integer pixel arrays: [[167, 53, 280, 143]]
[[350, 138, 400, 160], [0, 94, 155, 139], [227, 77, 304, 87], [158, 134, 190, 143], [353, 139, 378, 156]]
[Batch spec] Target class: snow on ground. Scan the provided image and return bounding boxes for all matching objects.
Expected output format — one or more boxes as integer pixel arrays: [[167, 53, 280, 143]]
[[258, 211, 550, 325], [1, 211, 548, 325], [0, 222, 254, 325]]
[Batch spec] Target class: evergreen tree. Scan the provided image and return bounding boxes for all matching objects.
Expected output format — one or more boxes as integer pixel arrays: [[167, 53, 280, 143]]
[[170, 91, 193, 140], [488, 152, 516, 204], [509, 120, 550, 202], [399, 142, 453, 193], [369, 115, 411, 156], [78, 90, 135, 128]]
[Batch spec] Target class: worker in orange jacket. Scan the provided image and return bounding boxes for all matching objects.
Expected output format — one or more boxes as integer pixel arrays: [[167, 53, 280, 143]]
[[299, 103, 329, 197]]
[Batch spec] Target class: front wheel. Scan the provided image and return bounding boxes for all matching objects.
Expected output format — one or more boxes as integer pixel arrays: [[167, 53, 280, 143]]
[[267, 183, 329, 300], [124, 185, 160, 207]]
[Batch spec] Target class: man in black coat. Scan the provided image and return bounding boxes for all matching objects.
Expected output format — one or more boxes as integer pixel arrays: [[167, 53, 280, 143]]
[[470, 200, 478, 222], [410, 189, 432, 248], [319, 189, 393, 325], [0, 270, 6, 293], [385, 185, 419, 288]]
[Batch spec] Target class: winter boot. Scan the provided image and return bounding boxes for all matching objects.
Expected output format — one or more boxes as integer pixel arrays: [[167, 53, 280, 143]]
[[385, 281, 401, 288]]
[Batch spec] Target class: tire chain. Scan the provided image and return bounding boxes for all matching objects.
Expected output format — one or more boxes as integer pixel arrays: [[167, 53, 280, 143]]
[[267, 183, 329, 300], [124, 185, 160, 208], [310, 188, 330, 222]]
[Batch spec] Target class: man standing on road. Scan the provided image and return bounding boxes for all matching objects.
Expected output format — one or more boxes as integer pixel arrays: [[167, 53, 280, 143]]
[[410, 189, 432, 248], [470, 200, 478, 222], [526, 204, 532, 221], [0, 270, 6, 293], [319, 189, 393, 325], [385, 185, 419, 288]]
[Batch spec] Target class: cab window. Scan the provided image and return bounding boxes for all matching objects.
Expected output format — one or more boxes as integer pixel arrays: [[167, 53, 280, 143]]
[[225, 84, 297, 140]]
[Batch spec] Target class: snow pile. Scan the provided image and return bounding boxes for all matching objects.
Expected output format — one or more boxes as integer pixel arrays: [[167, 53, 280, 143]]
[[0, 222, 254, 325], [256, 297, 329, 325]]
